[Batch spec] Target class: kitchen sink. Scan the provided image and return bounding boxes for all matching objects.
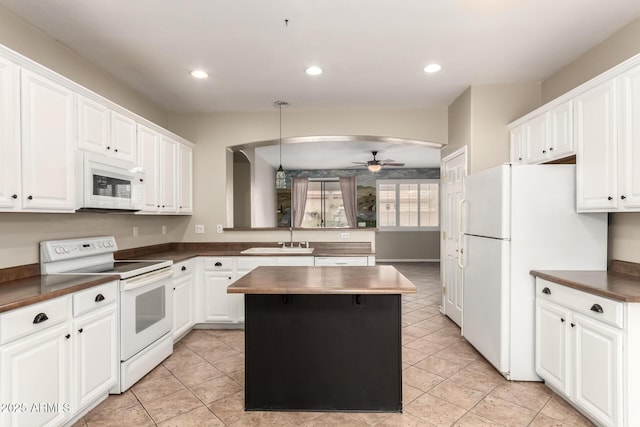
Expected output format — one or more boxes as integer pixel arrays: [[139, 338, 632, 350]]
[[240, 247, 315, 254]]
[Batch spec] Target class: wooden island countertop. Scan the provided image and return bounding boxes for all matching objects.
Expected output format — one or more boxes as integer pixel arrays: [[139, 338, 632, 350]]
[[227, 265, 417, 295]]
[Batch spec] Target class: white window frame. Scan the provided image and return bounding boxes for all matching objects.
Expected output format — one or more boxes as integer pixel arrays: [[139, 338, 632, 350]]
[[376, 179, 440, 231]]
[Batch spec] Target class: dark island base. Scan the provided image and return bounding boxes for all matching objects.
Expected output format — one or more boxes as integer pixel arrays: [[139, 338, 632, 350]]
[[245, 294, 402, 412]]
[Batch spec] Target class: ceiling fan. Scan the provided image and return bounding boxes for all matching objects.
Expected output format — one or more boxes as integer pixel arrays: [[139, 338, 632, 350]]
[[351, 151, 405, 172]]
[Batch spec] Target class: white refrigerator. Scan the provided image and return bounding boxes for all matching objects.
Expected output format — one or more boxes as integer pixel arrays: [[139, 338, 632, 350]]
[[461, 164, 607, 381]]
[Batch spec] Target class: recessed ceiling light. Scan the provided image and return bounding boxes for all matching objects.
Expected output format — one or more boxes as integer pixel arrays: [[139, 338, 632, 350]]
[[424, 63, 442, 73], [305, 66, 323, 76], [190, 70, 208, 79]]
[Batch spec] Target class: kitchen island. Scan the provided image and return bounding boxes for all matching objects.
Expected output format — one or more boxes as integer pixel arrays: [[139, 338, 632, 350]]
[[227, 265, 416, 412]]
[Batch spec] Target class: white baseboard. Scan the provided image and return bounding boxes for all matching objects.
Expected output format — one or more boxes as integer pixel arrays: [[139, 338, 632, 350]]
[[376, 259, 440, 263]]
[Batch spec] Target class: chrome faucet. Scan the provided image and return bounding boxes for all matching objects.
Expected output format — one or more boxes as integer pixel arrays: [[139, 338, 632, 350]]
[[289, 227, 294, 247]]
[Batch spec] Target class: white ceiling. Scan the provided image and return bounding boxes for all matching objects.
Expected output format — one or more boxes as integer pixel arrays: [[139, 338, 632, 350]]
[[1, 0, 639, 113], [253, 140, 442, 170]]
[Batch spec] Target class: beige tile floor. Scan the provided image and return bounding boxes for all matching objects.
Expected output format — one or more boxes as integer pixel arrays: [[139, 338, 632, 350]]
[[75, 263, 594, 426]]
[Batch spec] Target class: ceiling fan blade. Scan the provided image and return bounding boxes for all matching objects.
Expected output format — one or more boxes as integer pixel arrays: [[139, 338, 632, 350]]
[[351, 162, 367, 165], [379, 159, 395, 163], [348, 164, 367, 168], [380, 162, 405, 166]]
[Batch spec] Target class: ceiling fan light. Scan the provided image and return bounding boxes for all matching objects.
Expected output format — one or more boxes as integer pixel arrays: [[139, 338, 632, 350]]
[[368, 164, 382, 172]]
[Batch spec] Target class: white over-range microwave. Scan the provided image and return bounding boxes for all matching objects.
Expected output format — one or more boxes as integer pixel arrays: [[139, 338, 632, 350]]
[[76, 152, 145, 212]]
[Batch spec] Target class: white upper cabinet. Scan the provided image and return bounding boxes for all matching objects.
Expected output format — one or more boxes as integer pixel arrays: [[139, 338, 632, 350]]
[[159, 136, 178, 213], [522, 113, 548, 164], [137, 124, 161, 213], [110, 111, 136, 162], [178, 143, 193, 214], [0, 56, 19, 210], [78, 96, 110, 155], [78, 97, 137, 163], [137, 126, 192, 215], [548, 101, 574, 158], [620, 64, 640, 209], [510, 101, 574, 165], [20, 69, 76, 212], [575, 79, 619, 211], [576, 64, 640, 212]]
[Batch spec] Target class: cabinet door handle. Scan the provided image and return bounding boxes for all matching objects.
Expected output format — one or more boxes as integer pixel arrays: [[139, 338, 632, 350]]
[[228, 276, 232, 280], [140, 178, 144, 183], [65, 334, 71, 339], [11, 194, 17, 199], [549, 147, 554, 151], [78, 328, 83, 333], [27, 195, 33, 200], [215, 262, 222, 267], [542, 150, 546, 154], [106, 146, 111, 150], [590, 303, 604, 313], [542, 287, 551, 295], [621, 195, 627, 200], [560, 318, 565, 323], [518, 157, 522, 161], [114, 149, 118, 152], [571, 323, 576, 328], [181, 266, 187, 271], [608, 196, 613, 200], [95, 293, 105, 302], [33, 312, 49, 324]]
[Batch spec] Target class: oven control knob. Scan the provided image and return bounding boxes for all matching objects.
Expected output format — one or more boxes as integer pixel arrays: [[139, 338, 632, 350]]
[[98, 242, 103, 248], [108, 241, 114, 247], [64, 246, 71, 253], [55, 246, 64, 254]]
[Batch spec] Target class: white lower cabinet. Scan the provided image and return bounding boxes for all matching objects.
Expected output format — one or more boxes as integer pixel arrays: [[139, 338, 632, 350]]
[[0, 281, 118, 427], [0, 321, 71, 427], [73, 304, 118, 411], [314, 256, 374, 266], [535, 278, 628, 427], [203, 272, 235, 323], [172, 260, 195, 341]]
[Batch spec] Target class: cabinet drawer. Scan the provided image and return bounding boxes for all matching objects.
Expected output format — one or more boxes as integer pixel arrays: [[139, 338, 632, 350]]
[[73, 281, 118, 317], [0, 296, 70, 345], [173, 259, 195, 275], [275, 256, 314, 266], [236, 257, 276, 270], [314, 256, 368, 266], [203, 257, 233, 271], [536, 279, 623, 328]]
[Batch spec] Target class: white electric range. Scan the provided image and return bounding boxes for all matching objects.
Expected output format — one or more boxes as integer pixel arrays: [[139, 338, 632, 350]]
[[40, 236, 173, 393]]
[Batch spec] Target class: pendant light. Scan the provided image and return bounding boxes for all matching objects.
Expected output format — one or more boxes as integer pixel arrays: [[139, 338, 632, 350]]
[[275, 100, 288, 189]]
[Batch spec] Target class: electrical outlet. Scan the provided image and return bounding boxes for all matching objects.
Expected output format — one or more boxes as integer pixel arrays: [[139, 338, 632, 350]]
[[195, 224, 205, 234], [133, 226, 139, 237], [216, 224, 223, 234], [341, 232, 350, 239], [162, 225, 166, 235]]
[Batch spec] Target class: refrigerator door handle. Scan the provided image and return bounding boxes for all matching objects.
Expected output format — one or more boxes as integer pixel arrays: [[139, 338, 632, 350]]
[[458, 198, 466, 269]]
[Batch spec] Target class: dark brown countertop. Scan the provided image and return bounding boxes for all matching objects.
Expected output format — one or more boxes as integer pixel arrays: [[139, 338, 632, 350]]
[[0, 241, 375, 313], [227, 266, 417, 295], [120, 242, 375, 264], [0, 274, 119, 313], [531, 261, 640, 303]]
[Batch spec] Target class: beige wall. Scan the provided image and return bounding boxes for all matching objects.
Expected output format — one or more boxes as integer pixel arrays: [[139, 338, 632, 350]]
[[167, 108, 448, 243], [376, 231, 440, 261], [470, 83, 541, 173], [0, 5, 190, 269], [443, 88, 471, 160], [542, 17, 640, 104], [540, 17, 640, 263], [445, 83, 540, 174]]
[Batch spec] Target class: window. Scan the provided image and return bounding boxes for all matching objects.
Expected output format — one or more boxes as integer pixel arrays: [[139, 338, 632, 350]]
[[301, 180, 348, 228], [377, 180, 439, 230]]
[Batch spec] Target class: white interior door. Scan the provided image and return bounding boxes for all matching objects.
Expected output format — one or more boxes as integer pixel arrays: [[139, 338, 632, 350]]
[[441, 147, 466, 326]]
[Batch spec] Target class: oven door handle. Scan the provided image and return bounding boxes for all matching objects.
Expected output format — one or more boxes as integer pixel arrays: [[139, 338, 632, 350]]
[[120, 267, 173, 291]]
